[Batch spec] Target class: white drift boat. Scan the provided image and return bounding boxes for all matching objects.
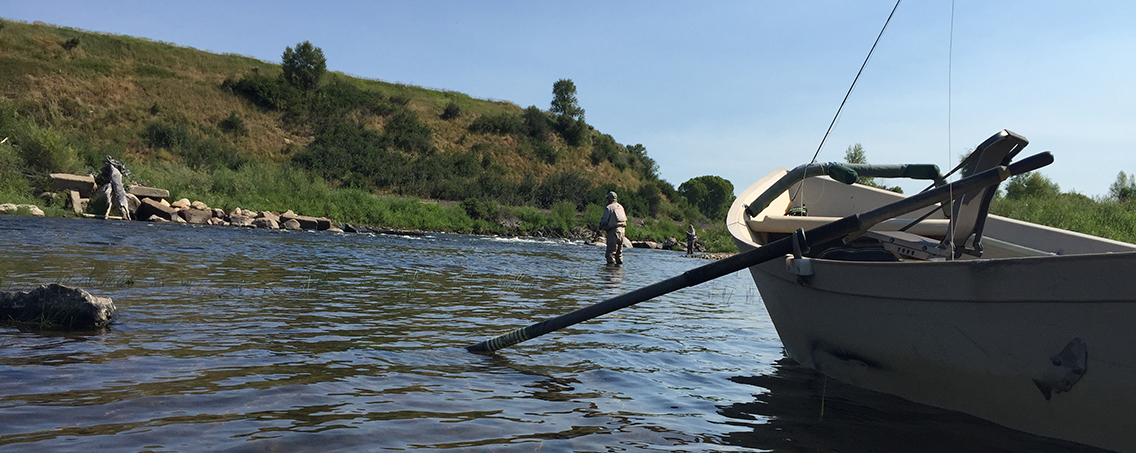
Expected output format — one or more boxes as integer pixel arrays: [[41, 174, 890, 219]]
[[727, 130, 1136, 452]]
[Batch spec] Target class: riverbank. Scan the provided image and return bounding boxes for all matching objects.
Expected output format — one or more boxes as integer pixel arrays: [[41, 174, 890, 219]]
[[8, 171, 739, 253]]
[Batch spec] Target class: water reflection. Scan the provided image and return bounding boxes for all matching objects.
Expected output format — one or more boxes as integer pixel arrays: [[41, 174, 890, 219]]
[[599, 263, 625, 289], [719, 358, 1110, 453]]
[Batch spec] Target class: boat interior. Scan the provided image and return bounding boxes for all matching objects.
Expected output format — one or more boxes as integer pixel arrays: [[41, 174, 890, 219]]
[[730, 130, 1136, 262]]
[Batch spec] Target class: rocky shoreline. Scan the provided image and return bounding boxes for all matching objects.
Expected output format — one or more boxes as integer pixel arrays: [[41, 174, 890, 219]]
[[12, 172, 723, 256], [49, 172, 348, 233]]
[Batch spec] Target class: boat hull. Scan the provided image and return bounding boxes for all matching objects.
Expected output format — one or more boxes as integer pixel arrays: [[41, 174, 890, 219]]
[[738, 243, 1136, 452]]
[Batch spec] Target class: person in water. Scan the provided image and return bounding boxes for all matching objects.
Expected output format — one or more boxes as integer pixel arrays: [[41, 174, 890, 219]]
[[686, 224, 697, 255], [599, 191, 627, 265]]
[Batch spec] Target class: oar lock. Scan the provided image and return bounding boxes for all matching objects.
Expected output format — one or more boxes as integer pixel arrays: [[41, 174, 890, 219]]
[[788, 227, 814, 277]]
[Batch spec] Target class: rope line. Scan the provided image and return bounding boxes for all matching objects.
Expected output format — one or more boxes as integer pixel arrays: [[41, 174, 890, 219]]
[[807, 0, 902, 165]]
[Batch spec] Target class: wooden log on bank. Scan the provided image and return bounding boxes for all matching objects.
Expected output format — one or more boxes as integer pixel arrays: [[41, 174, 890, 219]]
[[0, 284, 116, 330]]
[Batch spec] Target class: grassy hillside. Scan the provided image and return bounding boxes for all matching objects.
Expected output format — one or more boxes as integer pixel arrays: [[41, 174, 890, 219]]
[[0, 18, 737, 252], [0, 19, 642, 186]]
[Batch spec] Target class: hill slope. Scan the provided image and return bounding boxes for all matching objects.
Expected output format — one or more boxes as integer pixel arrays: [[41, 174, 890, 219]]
[[0, 18, 679, 215]]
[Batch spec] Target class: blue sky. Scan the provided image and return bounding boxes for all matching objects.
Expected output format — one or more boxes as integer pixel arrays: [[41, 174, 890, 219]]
[[4, 1, 1134, 196]]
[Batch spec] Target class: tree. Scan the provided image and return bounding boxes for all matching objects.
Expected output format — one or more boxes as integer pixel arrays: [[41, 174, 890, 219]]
[[1005, 171, 1061, 200], [844, 143, 867, 164], [637, 182, 663, 217], [550, 79, 584, 120], [550, 79, 589, 146], [282, 41, 327, 90], [679, 175, 735, 219], [1109, 171, 1136, 202]]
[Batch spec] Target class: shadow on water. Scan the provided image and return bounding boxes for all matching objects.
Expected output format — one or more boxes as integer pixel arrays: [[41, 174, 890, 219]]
[[718, 357, 1110, 453]]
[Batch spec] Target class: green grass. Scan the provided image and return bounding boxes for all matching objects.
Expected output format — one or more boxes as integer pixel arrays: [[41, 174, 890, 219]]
[[991, 193, 1136, 244]]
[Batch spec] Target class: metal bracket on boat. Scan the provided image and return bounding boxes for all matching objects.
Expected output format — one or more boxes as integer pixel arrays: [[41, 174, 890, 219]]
[[788, 227, 814, 277], [862, 231, 950, 260], [1033, 338, 1087, 401]]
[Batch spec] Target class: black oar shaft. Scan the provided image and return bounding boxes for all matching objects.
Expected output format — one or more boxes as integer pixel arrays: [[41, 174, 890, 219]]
[[467, 153, 1053, 353]]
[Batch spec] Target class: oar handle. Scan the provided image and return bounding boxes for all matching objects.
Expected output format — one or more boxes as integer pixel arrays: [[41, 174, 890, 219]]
[[1007, 151, 1053, 176], [467, 153, 1054, 353]]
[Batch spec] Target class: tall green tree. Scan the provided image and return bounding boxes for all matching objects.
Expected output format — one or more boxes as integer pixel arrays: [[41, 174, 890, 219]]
[[679, 175, 734, 219], [550, 79, 589, 146], [1109, 171, 1136, 201], [1005, 171, 1061, 200], [282, 41, 327, 90], [550, 79, 583, 121]]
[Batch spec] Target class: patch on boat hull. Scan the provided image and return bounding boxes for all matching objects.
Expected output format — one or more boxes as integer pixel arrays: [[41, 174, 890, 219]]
[[809, 340, 887, 372], [1033, 337, 1087, 400]]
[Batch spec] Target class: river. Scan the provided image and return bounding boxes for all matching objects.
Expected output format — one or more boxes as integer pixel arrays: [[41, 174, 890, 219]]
[[0, 216, 1106, 452]]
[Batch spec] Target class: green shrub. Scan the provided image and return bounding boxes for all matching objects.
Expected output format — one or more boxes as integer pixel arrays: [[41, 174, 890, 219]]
[[560, 116, 590, 147], [389, 95, 410, 106], [536, 170, 593, 209], [0, 141, 32, 200], [550, 200, 577, 232], [582, 203, 603, 230], [218, 111, 248, 136], [523, 106, 551, 140], [462, 197, 500, 221], [227, 73, 302, 112], [14, 123, 80, 174], [535, 141, 561, 164], [142, 120, 243, 171], [468, 112, 524, 136], [383, 110, 434, 154], [441, 101, 462, 120]]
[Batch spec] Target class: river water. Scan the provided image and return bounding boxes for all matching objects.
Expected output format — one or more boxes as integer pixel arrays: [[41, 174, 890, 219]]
[[0, 216, 1107, 452]]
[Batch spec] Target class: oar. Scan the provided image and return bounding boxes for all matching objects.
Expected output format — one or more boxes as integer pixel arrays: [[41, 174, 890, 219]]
[[467, 152, 1054, 353]]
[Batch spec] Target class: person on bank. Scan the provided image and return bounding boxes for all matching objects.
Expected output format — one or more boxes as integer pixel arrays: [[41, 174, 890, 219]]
[[599, 191, 627, 265], [686, 224, 697, 256]]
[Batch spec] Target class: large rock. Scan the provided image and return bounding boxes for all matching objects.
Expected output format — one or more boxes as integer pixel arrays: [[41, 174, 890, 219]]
[[0, 283, 116, 330], [50, 173, 97, 198], [252, 217, 279, 229], [280, 211, 332, 230], [256, 211, 280, 223], [281, 218, 302, 230], [0, 203, 45, 216], [179, 208, 213, 225], [68, 190, 87, 214], [136, 197, 178, 221], [128, 185, 170, 201], [229, 213, 255, 228]]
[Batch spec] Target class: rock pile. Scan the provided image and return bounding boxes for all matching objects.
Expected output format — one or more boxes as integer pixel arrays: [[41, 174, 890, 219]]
[[45, 173, 341, 233]]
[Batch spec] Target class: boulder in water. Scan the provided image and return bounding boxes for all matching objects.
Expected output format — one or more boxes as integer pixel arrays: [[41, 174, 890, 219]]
[[0, 284, 116, 330]]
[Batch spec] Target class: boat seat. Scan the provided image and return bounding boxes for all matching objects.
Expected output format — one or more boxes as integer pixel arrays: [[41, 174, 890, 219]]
[[868, 130, 1029, 259], [944, 130, 1028, 258]]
